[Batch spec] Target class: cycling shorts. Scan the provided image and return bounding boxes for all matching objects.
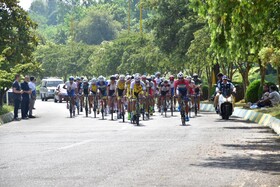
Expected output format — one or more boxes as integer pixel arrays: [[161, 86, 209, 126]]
[[117, 88, 124, 97], [161, 91, 169, 97], [108, 90, 115, 97]]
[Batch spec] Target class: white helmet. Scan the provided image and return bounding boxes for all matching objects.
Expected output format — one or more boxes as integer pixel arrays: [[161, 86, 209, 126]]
[[186, 76, 192, 80], [119, 74, 125, 81], [98, 76, 105, 82], [134, 75, 141, 82], [177, 72, 184, 79], [91, 78, 97, 84]]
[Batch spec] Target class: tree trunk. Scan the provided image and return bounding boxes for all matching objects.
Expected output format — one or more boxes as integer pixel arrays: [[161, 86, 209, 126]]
[[259, 59, 266, 88], [236, 61, 251, 99], [278, 66, 280, 86], [213, 63, 220, 84], [0, 89, 4, 109]]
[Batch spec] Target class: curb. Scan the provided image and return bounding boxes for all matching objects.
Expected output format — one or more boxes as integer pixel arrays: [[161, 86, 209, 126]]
[[0, 112, 14, 126], [200, 104, 280, 135]]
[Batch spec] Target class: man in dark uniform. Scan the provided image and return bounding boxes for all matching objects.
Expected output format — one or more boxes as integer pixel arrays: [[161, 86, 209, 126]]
[[12, 75, 22, 121], [21, 76, 31, 119]]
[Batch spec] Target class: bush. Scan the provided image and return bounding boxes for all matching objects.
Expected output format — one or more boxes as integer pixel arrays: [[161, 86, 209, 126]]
[[245, 80, 260, 103], [0, 105, 13, 115], [245, 80, 279, 103]]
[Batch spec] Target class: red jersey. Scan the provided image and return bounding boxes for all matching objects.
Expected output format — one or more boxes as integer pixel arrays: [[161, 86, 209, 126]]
[[174, 79, 191, 94]]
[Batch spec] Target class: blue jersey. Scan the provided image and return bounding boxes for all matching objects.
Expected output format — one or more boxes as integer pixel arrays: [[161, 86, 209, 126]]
[[97, 81, 108, 96]]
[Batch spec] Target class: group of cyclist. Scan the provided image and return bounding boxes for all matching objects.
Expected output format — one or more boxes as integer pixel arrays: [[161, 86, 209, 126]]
[[63, 72, 203, 123]]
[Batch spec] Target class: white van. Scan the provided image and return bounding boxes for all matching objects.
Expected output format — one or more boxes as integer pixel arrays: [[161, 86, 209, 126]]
[[40, 78, 63, 101]]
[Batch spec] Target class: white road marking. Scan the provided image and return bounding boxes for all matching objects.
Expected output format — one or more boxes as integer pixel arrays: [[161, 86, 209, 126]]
[[57, 139, 94, 150]]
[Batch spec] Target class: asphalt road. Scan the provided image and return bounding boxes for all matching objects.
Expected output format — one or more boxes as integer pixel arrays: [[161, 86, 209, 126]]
[[0, 100, 279, 187]]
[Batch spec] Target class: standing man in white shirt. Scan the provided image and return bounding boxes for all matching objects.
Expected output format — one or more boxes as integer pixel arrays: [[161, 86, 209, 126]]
[[28, 76, 36, 118]]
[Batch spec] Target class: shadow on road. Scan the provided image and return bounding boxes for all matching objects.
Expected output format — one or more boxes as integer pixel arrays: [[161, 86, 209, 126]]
[[194, 154, 280, 174], [215, 118, 255, 124], [192, 133, 280, 173]]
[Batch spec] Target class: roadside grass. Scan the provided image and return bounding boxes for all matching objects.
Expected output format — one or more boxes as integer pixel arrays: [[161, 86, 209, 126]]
[[0, 105, 13, 115], [256, 105, 280, 119]]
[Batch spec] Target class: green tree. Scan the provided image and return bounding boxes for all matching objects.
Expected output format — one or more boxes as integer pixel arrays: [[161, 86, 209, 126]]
[[75, 8, 121, 45], [144, 0, 204, 66], [0, 0, 39, 108]]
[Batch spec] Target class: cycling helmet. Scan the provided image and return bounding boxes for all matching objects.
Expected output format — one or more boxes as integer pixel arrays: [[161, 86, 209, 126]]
[[141, 75, 147, 80], [134, 75, 141, 82], [147, 76, 152, 82], [69, 76, 74, 81], [164, 79, 169, 83], [186, 76, 192, 80], [110, 75, 116, 81], [83, 79, 88, 82], [119, 74, 125, 81], [76, 77, 81, 81], [177, 72, 184, 79], [155, 72, 161, 76], [98, 76, 105, 82], [126, 75, 131, 80], [169, 75, 174, 81], [91, 78, 97, 84], [81, 77, 84, 80], [115, 74, 119, 79], [151, 75, 155, 80], [222, 75, 228, 80], [193, 73, 198, 78]]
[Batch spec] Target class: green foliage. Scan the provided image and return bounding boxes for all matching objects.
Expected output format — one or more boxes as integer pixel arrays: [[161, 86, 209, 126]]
[[89, 32, 168, 76], [144, 0, 204, 65], [245, 80, 260, 103], [34, 42, 96, 80], [75, 8, 121, 45], [0, 105, 13, 115], [0, 0, 39, 107]]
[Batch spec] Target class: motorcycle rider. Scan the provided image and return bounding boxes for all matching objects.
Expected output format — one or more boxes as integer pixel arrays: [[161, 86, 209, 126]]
[[217, 75, 236, 112]]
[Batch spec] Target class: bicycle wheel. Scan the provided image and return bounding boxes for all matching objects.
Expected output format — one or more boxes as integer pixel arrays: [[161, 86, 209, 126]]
[[93, 96, 97, 118], [181, 111, 186, 125], [194, 96, 198, 116], [164, 98, 167, 117], [85, 96, 88, 117], [170, 97, 173, 116], [69, 98, 72, 118]]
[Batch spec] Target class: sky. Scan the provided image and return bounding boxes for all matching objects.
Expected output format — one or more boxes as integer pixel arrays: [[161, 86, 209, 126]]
[[19, 0, 33, 10]]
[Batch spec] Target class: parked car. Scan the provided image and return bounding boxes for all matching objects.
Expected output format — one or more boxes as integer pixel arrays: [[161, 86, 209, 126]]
[[40, 78, 63, 101], [54, 84, 68, 103]]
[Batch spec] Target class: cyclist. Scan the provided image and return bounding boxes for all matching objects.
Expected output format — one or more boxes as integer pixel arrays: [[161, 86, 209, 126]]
[[174, 72, 190, 122], [82, 79, 90, 113], [116, 74, 126, 119], [192, 73, 202, 111], [97, 76, 108, 115], [89, 78, 98, 114], [186, 76, 195, 106], [146, 76, 156, 115], [130, 75, 146, 120], [154, 72, 162, 112], [107, 75, 117, 114], [125, 75, 132, 120], [63, 76, 78, 116], [169, 75, 176, 111], [159, 78, 171, 114], [76, 77, 84, 112]]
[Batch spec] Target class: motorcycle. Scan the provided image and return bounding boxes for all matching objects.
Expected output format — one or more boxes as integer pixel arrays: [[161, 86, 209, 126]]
[[218, 93, 234, 120]]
